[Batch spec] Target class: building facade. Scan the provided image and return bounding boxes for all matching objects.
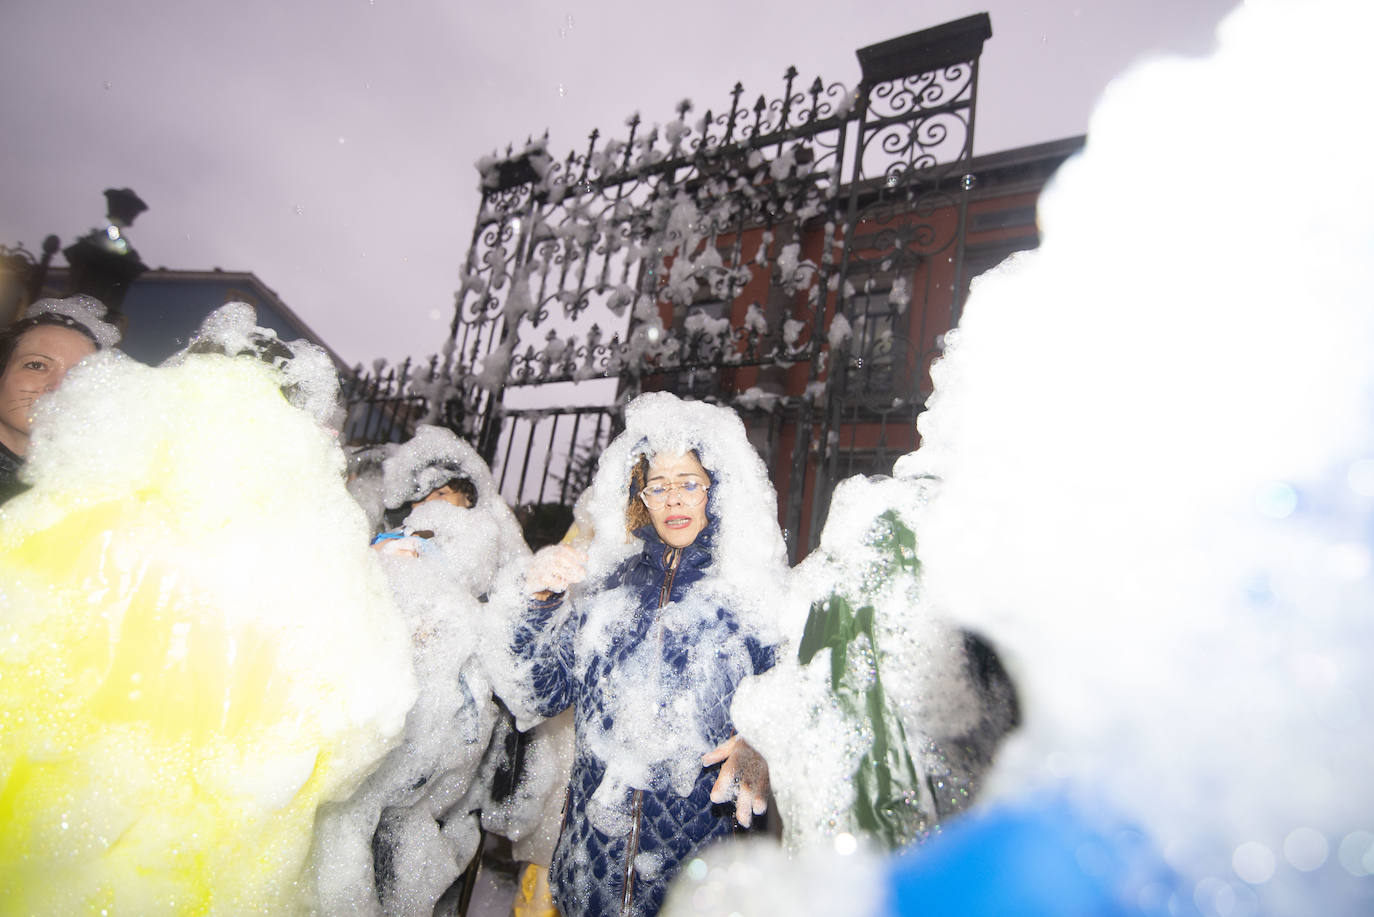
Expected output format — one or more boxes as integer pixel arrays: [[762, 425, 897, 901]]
[[34, 267, 349, 371]]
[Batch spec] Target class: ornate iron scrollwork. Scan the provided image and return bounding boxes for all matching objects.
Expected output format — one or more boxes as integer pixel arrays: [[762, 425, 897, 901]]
[[351, 18, 988, 553]]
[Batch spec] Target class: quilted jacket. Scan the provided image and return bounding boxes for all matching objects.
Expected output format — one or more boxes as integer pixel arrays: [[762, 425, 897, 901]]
[[512, 520, 776, 917]]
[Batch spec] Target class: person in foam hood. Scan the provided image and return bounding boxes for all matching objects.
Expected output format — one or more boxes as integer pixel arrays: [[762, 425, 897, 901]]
[[164, 302, 345, 433], [312, 425, 532, 915], [0, 294, 120, 502], [508, 392, 787, 917]]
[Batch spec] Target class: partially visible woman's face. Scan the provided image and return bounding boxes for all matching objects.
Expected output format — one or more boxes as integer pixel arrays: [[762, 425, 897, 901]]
[[644, 451, 710, 549], [0, 325, 98, 455], [420, 483, 470, 508]]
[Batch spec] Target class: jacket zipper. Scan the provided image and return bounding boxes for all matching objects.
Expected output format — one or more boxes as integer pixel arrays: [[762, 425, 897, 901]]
[[619, 788, 645, 914], [620, 544, 681, 915], [658, 545, 680, 607]]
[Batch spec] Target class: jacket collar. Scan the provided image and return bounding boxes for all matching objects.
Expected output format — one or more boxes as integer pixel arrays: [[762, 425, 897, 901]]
[[634, 519, 716, 572]]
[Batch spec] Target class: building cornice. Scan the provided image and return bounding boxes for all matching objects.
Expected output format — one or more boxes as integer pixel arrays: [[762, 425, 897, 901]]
[[43, 266, 350, 373]]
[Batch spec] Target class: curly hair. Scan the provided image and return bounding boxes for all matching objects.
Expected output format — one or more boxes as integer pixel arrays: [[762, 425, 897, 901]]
[[626, 454, 652, 534]]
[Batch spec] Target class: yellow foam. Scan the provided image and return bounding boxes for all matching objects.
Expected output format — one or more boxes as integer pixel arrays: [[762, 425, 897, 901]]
[[0, 356, 414, 915]]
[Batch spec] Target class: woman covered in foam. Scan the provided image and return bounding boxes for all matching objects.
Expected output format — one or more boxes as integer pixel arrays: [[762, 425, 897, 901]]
[[504, 392, 787, 917]]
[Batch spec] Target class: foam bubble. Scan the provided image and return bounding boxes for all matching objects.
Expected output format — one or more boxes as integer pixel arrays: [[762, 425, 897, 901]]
[[1283, 827, 1329, 872]]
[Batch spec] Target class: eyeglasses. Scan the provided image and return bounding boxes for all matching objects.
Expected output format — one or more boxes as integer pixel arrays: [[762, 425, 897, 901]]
[[638, 479, 709, 509]]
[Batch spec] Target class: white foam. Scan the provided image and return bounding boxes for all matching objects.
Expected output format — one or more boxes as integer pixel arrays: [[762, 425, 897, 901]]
[[165, 302, 343, 429], [900, 0, 1374, 910], [733, 473, 993, 852]]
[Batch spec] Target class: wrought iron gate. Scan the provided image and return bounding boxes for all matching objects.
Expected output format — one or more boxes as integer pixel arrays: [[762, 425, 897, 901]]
[[348, 14, 991, 558]]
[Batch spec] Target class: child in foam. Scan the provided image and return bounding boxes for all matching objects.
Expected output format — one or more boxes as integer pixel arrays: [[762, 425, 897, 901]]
[[371, 469, 478, 558], [509, 393, 787, 917], [313, 424, 534, 916]]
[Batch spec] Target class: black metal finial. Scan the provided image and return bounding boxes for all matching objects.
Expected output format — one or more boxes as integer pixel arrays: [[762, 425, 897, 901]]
[[103, 188, 147, 228]]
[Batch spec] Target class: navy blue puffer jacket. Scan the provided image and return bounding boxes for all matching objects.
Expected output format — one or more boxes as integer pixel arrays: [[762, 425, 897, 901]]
[[512, 520, 776, 917]]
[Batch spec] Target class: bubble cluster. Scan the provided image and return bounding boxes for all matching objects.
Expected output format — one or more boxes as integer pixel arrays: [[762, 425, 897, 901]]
[[1, 354, 414, 915]]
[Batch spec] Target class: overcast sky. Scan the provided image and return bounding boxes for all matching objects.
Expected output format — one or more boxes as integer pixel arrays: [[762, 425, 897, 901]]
[[1, 0, 1238, 368]]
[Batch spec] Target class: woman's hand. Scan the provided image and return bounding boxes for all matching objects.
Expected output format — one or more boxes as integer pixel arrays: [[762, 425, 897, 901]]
[[703, 735, 770, 827], [526, 545, 588, 598]]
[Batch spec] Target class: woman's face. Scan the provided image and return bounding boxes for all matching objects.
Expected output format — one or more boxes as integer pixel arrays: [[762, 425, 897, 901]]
[[643, 451, 710, 549], [0, 325, 97, 455]]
